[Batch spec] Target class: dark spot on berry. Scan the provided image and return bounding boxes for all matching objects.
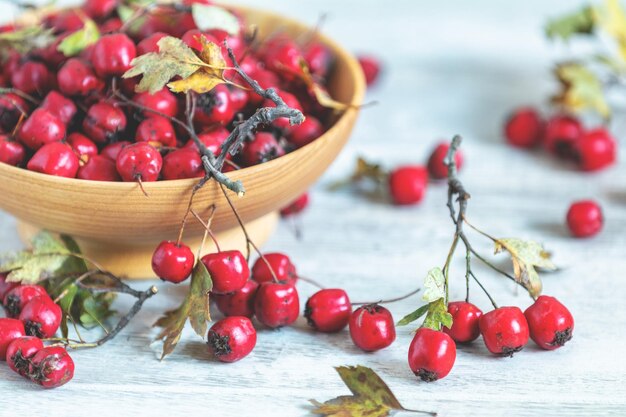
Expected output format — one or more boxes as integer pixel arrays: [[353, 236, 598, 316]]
[[501, 345, 524, 357], [416, 368, 438, 382], [550, 327, 573, 347], [25, 320, 44, 338], [207, 331, 232, 357], [5, 295, 21, 317]]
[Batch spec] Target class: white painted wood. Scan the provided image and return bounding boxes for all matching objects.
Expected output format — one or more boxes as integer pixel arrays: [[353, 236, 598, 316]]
[[1, 0, 626, 416]]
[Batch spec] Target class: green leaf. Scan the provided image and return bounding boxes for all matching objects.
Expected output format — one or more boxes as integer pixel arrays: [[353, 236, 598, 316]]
[[57, 18, 100, 57], [123, 36, 207, 94], [397, 303, 429, 327], [154, 261, 213, 359], [0, 27, 56, 59], [552, 62, 610, 119], [191, 4, 240, 36], [494, 238, 556, 297], [422, 267, 445, 303], [310, 366, 429, 417], [422, 298, 452, 331], [545, 6, 594, 41]]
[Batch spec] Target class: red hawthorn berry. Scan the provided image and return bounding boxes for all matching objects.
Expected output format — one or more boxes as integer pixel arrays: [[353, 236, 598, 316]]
[[349, 304, 396, 352], [67, 133, 98, 160], [83, 0, 117, 19], [162, 148, 204, 180], [408, 328, 456, 382], [11, 60, 55, 96], [504, 107, 544, 148], [181, 29, 217, 52], [0, 318, 25, 360], [57, 58, 104, 97], [574, 128, 616, 171], [151, 240, 195, 283], [427, 142, 464, 180], [135, 116, 177, 147], [116, 142, 163, 182], [92, 34, 137, 77], [201, 250, 250, 294], [254, 281, 300, 328], [228, 85, 248, 113], [388, 165, 428, 205], [241, 132, 285, 166], [6, 336, 43, 376], [137, 32, 168, 55], [213, 280, 259, 318], [524, 295, 574, 350], [0, 273, 19, 302], [184, 126, 229, 154], [29, 346, 75, 388], [288, 116, 323, 148], [304, 288, 351, 333], [27, 142, 80, 179], [134, 88, 179, 119], [264, 39, 303, 80], [304, 42, 333, 78], [566, 200, 603, 238], [357, 55, 381, 86], [251, 253, 297, 284], [0, 93, 30, 132], [207, 316, 257, 363], [100, 141, 131, 161], [479, 306, 529, 357], [3, 285, 49, 318], [543, 114, 583, 157], [39, 91, 77, 125], [77, 155, 122, 181], [0, 135, 26, 166], [443, 301, 483, 343], [19, 296, 63, 338], [280, 193, 310, 217], [193, 85, 236, 126], [46, 10, 84, 32], [17, 109, 66, 151], [82, 102, 127, 143]]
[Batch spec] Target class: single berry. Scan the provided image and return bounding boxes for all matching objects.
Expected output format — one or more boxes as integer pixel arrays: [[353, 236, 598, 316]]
[[0, 273, 19, 302], [184, 126, 229, 154], [388, 166, 428, 205], [524, 295, 574, 350], [0, 318, 25, 360], [135, 116, 177, 147], [77, 155, 121, 181], [566, 200, 603, 238], [162, 148, 204, 180], [543, 114, 583, 157], [251, 253, 297, 284], [11, 60, 54, 96], [213, 280, 259, 318], [27, 142, 80, 178], [304, 288, 351, 333], [228, 84, 249, 112], [264, 39, 303, 80], [17, 109, 66, 151], [288, 116, 323, 148], [134, 88, 179, 119], [201, 250, 249, 294], [19, 296, 62, 338], [349, 304, 396, 352], [57, 58, 104, 97], [116, 142, 163, 182], [0, 135, 26, 166], [479, 306, 529, 357], [574, 128, 616, 171], [427, 142, 464, 180], [207, 316, 257, 363], [67, 133, 98, 160], [137, 32, 168, 55], [83, 0, 117, 19], [357, 55, 381, 86], [193, 85, 236, 126], [29, 346, 74, 388], [504, 107, 544, 148], [3, 285, 49, 318], [6, 336, 43, 376], [46, 10, 85, 33], [40, 91, 77, 125], [408, 328, 456, 382], [92, 34, 137, 77], [280, 193, 310, 217], [241, 132, 285, 166], [82, 102, 127, 143], [304, 42, 333, 78], [254, 281, 300, 328], [443, 301, 483, 343], [100, 141, 131, 161], [151, 241, 195, 283]]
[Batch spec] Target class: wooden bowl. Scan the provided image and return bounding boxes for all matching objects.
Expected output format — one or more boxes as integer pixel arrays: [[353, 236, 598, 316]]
[[0, 5, 365, 278]]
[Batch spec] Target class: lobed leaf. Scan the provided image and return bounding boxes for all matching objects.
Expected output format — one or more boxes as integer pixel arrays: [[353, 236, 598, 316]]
[[552, 62, 610, 119], [422, 298, 452, 331], [0, 27, 56, 58], [593, 0, 626, 60], [545, 6, 595, 41]]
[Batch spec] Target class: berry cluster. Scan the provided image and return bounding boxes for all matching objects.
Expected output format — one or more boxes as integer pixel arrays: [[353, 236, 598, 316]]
[[0, 0, 335, 181], [504, 107, 616, 171], [0, 273, 73, 388]]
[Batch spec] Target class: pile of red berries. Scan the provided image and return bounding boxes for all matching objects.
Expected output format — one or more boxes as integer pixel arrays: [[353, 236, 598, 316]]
[[504, 107, 616, 171], [0, 273, 73, 388], [0, 0, 336, 180]]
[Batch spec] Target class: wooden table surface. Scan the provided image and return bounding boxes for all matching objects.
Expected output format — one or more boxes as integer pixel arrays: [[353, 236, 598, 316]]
[[1, 0, 626, 416]]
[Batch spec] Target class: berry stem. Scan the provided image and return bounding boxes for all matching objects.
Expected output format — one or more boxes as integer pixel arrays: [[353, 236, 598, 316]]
[[465, 248, 471, 303], [469, 271, 498, 309], [0, 87, 40, 105], [297, 275, 325, 289], [190, 208, 221, 252], [352, 287, 421, 306]]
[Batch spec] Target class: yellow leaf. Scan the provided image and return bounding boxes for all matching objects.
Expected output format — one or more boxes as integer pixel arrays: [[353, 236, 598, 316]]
[[593, 0, 626, 59], [167, 71, 225, 94], [297, 59, 359, 111], [553, 63, 610, 119], [494, 238, 556, 297]]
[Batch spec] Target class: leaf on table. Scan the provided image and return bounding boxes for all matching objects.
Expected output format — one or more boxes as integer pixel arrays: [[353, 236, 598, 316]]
[[154, 262, 212, 359], [311, 365, 432, 417], [327, 156, 387, 191], [192, 4, 240, 36], [545, 6, 595, 41], [167, 37, 228, 93], [593, 0, 626, 60], [57, 18, 100, 57], [494, 238, 556, 297], [123, 36, 207, 94], [552, 62, 610, 119], [0, 27, 56, 59]]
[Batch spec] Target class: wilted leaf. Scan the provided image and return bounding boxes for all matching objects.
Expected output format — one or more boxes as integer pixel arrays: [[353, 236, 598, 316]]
[[123, 36, 207, 94], [422, 267, 445, 303], [154, 262, 212, 359], [593, 0, 626, 59], [328, 156, 387, 191], [545, 6, 595, 41], [553, 62, 610, 119], [311, 366, 433, 417], [192, 4, 240, 36], [298, 59, 357, 111], [0, 27, 56, 59], [494, 238, 556, 297], [167, 37, 227, 93], [58, 18, 100, 57]]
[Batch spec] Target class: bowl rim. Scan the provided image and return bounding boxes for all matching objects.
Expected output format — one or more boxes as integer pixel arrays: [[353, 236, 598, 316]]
[[0, 5, 366, 190]]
